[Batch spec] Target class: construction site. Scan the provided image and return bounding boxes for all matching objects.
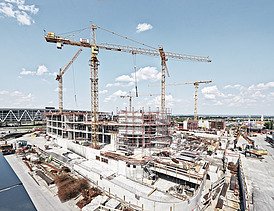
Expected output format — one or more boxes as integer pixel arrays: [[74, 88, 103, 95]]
[[1, 20, 274, 211]]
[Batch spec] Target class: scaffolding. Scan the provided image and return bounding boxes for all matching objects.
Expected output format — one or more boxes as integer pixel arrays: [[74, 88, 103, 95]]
[[117, 107, 172, 150]]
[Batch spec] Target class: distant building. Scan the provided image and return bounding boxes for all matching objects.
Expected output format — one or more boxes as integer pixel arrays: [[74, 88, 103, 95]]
[[178, 119, 225, 131], [0, 108, 46, 126], [210, 120, 225, 130], [198, 119, 210, 129]]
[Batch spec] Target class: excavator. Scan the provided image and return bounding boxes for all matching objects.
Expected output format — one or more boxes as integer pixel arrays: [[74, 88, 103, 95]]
[[242, 134, 267, 158]]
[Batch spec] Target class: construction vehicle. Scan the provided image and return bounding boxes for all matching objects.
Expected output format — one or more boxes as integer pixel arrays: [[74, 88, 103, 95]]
[[241, 133, 267, 157], [45, 23, 211, 147], [243, 143, 267, 158]]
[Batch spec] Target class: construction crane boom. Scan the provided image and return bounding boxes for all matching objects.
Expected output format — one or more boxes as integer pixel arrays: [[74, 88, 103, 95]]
[[185, 80, 212, 85], [45, 28, 211, 147], [45, 35, 211, 62], [162, 80, 212, 120], [187, 80, 212, 121], [120, 92, 161, 112], [56, 48, 82, 112], [56, 48, 82, 80], [120, 91, 133, 112]]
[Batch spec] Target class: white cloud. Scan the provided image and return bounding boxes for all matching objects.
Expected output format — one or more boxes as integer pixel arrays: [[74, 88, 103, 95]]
[[135, 66, 161, 81], [104, 90, 127, 103], [107, 67, 160, 88], [201, 82, 274, 108], [201, 85, 225, 100], [18, 4, 39, 14], [5, 0, 25, 5], [36, 65, 48, 75], [0, 90, 9, 95], [0, 3, 15, 17], [0, 89, 34, 107], [99, 90, 108, 94], [116, 75, 134, 82], [15, 10, 32, 25], [106, 82, 135, 88], [147, 94, 181, 109], [0, 0, 38, 25], [20, 68, 35, 75], [224, 84, 244, 90], [20, 65, 49, 76], [248, 81, 274, 91], [136, 23, 153, 33], [49, 72, 58, 76], [111, 66, 161, 88]]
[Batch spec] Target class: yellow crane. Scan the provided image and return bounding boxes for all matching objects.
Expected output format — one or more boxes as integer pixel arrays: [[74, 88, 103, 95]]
[[164, 80, 212, 120], [185, 80, 212, 121], [56, 48, 82, 112], [45, 24, 211, 147]]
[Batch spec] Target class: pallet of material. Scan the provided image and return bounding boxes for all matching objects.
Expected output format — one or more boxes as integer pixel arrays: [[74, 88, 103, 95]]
[[36, 170, 54, 185]]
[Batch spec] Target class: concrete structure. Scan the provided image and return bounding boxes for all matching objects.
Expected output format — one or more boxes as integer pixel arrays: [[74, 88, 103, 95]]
[[241, 134, 274, 211], [178, 119, 225, 131], [117, 108, 171, 149], [46, 108, 172, 150], [46, 111, 117, 145]]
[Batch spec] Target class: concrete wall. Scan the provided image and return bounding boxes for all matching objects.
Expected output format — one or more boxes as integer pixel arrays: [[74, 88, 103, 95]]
[[53, 135, 205, 211], [74, 164, 204, 211]]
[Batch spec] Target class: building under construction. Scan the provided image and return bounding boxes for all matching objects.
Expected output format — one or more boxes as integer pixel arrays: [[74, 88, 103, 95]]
[[46, 108, 172, 149], [117, 108, 171, 150], [46, 111, 117, 145]]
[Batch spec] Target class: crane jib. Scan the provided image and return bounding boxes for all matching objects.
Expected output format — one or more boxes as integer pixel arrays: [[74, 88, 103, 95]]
[[45, 35, 211, 62]]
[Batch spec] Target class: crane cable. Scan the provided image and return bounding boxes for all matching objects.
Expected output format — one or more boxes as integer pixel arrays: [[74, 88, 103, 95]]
[[59, 27, 90, 39], [132, 53, 138, 97], [71, 63, 78, 108], [95, 24, 157, 50]]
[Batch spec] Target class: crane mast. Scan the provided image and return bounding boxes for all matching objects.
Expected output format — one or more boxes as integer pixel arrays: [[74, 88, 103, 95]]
[[185, 80, 212, 121], [45, 26, 211, 147], [56, 48, 82, 112], [90, 24, 99, 148], [120, 91, 133, 112]]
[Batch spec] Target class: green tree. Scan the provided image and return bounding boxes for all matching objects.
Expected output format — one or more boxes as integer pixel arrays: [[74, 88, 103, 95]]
[[264, 121, 273, 129]]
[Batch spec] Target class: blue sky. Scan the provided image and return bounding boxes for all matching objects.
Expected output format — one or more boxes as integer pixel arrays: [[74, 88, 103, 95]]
[[0, 0, 273, 115]]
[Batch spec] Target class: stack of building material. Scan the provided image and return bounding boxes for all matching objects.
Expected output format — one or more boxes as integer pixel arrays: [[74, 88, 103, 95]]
[[55, 173, 89, 202]]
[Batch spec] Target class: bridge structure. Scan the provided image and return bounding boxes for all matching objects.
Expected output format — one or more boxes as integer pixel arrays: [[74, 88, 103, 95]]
[[0, 108, 55, 126]]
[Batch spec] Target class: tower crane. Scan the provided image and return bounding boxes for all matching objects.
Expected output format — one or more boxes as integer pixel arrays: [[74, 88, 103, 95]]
[[120, 91, 133, 112], [56, 48, 82, 112], [162, 80, 212, 120], [120, 92, 162, 112], [44, 24, 211, 147], [185, 80, 212, 121]]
